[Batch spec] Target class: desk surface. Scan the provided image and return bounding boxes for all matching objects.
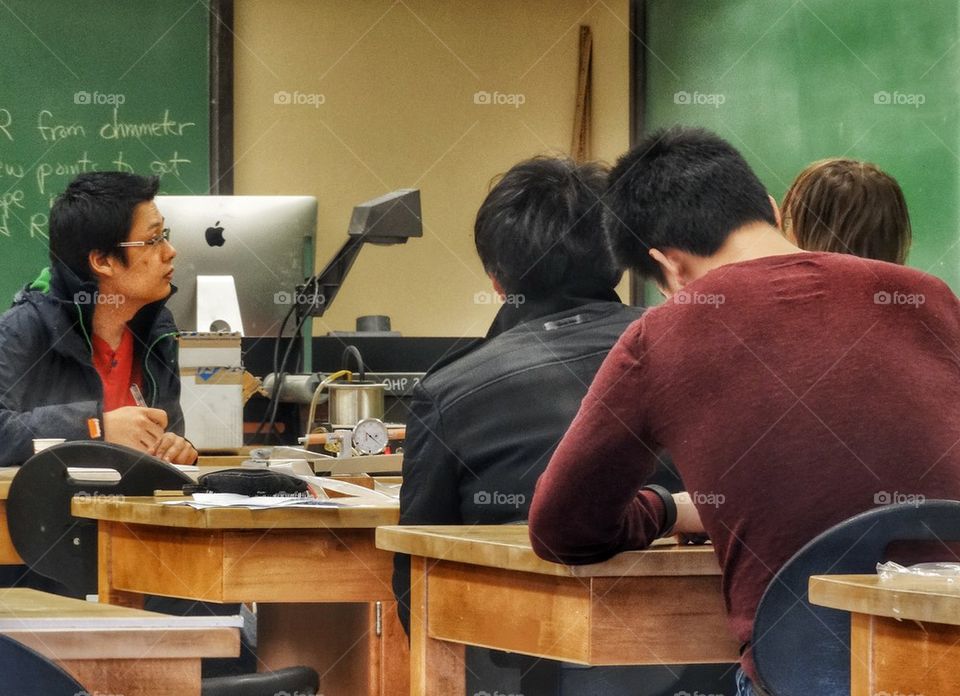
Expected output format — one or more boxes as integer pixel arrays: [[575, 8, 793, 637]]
[[0, 588, 238, 696], [0, 586, 238, 631], [74, 495, 398, 528], [810, 574, 960, 626], [0, 467, 16, 499], [377, 524, 721, 577], [0, 587, 238, 658]]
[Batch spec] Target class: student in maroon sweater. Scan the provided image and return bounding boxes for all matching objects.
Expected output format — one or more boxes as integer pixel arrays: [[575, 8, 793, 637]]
[[528, 127, 960, 696]]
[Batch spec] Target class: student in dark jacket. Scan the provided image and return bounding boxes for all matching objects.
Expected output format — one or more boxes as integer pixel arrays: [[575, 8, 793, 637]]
[[393, 155, 662, 694], [0, 172, 195, 466]]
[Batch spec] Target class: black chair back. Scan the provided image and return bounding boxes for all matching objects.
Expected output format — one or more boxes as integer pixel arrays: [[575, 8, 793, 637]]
[[752, 499, 960, 695], [0, 633, 85, 695], [6, 441, 192, 597]]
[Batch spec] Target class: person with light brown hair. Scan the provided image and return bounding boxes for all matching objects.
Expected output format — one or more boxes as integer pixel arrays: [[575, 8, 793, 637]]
[[781, 157, 912, 264]]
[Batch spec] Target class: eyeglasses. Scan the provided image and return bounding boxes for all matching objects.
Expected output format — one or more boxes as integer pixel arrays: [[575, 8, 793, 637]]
[[117, 228, 170, 248]]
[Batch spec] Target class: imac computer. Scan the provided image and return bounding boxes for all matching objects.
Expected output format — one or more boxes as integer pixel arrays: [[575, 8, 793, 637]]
[[156, 195, 317, 337]]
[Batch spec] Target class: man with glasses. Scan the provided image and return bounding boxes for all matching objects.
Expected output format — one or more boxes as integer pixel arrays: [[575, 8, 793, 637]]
[[0, 172, 196, 465]]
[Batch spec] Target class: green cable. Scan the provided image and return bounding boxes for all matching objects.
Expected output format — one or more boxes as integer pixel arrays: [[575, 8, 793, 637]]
[[74, 303, 93, 353], [76, 298, 178, 408], [143, 331, 179, 406]]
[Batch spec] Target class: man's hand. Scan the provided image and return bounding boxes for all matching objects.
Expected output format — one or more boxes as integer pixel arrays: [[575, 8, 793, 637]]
[[673, 491, 706, 534], [103, 406, 167, 451], [150, 433, 198, 465]]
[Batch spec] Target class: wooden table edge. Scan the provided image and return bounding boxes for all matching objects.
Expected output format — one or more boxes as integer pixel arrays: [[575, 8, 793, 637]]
[[72, 496, 399, 529], [810, 574, 960, 626], [376, 525, 722, 578]]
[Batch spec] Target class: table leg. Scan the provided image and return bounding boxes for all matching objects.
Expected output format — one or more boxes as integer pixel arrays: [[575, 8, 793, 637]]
[[374, 600, 411, 696], [410, 556, 464, 696], [850, 612, 960, 696], [259, 601, 410, 696]]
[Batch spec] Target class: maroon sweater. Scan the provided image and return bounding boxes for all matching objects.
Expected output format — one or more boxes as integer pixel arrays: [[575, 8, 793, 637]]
[[529, 252, 960, 681]]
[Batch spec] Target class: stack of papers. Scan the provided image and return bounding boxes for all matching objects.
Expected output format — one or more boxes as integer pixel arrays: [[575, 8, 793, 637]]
[[162, 493, 342, 509], [162, 475, 399, 510]]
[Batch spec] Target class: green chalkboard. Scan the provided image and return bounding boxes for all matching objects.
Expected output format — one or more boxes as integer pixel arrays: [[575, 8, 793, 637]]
[[644, 0, 960, 298], [0, 0, 213, 304]]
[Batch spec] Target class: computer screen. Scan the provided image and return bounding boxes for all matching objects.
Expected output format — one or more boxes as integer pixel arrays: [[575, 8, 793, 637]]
[[156, 195, 317, 337]]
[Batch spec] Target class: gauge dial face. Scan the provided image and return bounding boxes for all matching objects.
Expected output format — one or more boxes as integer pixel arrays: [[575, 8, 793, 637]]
[[353, 418, 389, 455]]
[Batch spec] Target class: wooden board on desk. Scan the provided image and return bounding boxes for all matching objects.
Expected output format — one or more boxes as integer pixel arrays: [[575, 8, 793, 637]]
[[810, 574, 960, 626], [316, 453, 403, 475], [73, 495, 398, 529], [197, 452, 403, 475], [0, 588, 238, 696], [377, 524, 722, 577]]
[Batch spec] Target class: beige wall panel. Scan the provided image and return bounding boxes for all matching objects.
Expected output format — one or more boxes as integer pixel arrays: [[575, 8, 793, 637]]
[[234, 0, 631, 337]]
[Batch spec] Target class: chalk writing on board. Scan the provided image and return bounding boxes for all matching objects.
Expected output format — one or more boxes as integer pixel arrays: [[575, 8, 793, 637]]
[[37, 110, 86, 142], [0, 103, 196, 239], [0, 104, 201, 239], [99, 108, 196, 140], [0, 109, 11, 141], [0, 162, 25, 178], [0, 190, 26, 238], [35, 154, 97, 194]]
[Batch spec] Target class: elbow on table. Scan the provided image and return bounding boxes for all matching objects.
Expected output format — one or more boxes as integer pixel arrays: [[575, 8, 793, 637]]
[[529, 525, 623, 566], [529, 497, 572, 563], [528, 504, 609, 566]]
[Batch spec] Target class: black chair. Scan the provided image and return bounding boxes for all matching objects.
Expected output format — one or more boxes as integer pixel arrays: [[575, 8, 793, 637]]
[[6, 441, 319, 696], [0, 633, 86, 696], [7, 440, 193, 597], [752, 499, 960, 695]]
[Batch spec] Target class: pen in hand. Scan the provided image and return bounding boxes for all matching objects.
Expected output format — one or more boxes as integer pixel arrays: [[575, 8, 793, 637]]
[[129, 384, 147, 408], [130, 384, 165, 458]]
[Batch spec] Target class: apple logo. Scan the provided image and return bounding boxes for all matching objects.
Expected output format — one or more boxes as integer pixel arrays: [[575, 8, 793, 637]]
[[205, 220, 226, 247]]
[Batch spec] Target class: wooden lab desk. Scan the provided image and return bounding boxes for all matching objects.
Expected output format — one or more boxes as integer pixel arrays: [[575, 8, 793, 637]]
[[376, 525, 739, 696], [73, 496, 407, 696], [0, 468, 22, 565], [0, 455, 401, 568], [810, 574, 960, 695], [0, 587, 238, 695], [197, 452, 404, 475]]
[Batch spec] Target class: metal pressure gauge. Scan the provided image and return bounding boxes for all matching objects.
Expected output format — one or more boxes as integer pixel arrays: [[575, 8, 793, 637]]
[[352, 417, 390, 455]]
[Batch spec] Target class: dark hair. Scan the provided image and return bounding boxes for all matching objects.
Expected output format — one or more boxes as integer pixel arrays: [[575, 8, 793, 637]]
[[603, 126, 776, 283], [474, 156, 621, 297], [782, 158, 911, 265], [48, 172, 160, 281]]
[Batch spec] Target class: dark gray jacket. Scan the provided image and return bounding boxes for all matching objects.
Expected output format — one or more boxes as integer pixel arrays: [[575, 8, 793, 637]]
[[392, 292, 643, 633], [0, 264, 183, 466]]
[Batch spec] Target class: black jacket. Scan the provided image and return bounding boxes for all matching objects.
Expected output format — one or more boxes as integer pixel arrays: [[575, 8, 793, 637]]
[[392, 292, 643, 633], [0, 264, 184, 466]]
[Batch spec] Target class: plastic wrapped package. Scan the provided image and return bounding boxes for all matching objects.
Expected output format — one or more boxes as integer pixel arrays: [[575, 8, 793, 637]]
[[877, 561, 960, 592]]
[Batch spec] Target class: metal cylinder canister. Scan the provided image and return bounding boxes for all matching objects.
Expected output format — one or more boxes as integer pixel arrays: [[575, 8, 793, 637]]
[[327, 382, 385, 426], [261, 373, 322, 404]]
